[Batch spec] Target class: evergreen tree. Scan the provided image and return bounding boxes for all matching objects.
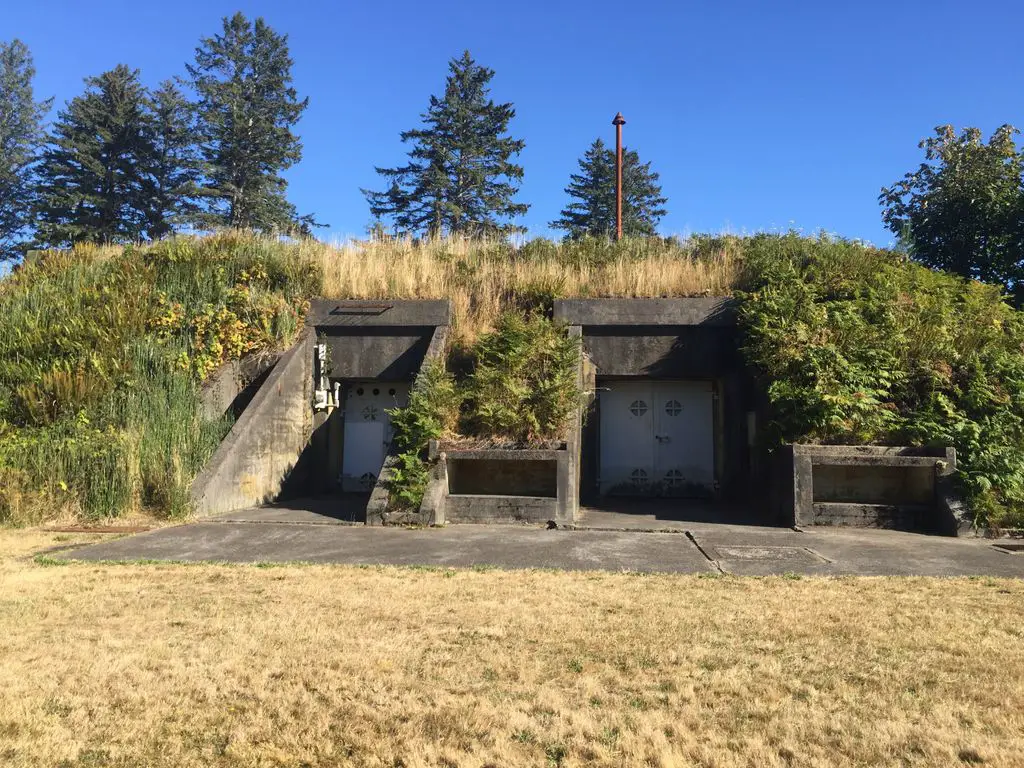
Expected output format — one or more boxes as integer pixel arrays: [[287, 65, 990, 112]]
[[187, 12, 314, 234], [364, 51, 528, 238], [35, 65, 153, 246], [0, 39, 51, 259], [551, 138, 667, 238], [141, 81, 202, 240]]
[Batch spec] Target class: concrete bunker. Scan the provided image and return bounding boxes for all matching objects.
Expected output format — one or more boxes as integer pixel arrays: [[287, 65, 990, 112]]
[[554, 298, 759, 518], [191, 295, 965, 535], [305, 300, 449, 500], [190, 299, 449, 519]]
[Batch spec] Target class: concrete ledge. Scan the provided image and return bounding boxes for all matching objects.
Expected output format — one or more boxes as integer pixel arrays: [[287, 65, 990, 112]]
[[309, 299, 450, 328], [445, 494, 557, 524], [554, 297, 736, 327], [812, 502, 928, 529], [190, 328, 314, 517]]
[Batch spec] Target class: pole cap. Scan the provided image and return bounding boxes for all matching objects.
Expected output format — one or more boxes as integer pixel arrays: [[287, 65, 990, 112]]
[[612, 112, 626, 125]]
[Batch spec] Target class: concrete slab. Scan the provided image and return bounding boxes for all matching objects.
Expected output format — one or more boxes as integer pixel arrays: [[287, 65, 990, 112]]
[[56, 512, 1024, 577], [211, 495, 368, 525], [63, 523, 715, 574], [690, 527, 1024, 577], [577, 500, 771, 531]]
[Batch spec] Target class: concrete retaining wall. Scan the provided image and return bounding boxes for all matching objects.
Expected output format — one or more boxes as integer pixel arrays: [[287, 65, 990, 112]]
[[780, 444, 961, 534], [415, 446, 574, 526], [445, 495, 557, 524], [190, 329, 314, 517], [199, 353, 279, 420]]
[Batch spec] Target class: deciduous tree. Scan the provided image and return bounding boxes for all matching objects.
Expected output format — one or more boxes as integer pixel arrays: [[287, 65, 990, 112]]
[[880, 125, 1024, 294]]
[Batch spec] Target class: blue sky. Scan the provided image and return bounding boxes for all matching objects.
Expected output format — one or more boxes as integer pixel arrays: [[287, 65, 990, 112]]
[[5, 0, 1024, 245]]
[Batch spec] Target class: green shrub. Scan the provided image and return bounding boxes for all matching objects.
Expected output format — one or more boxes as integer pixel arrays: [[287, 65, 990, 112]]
[[389, 359, 461, 454], [737, 232, 1024, 527], [465, 312, 581, 444], [385, 359, 461, 511], [0, 233, 321, 523]]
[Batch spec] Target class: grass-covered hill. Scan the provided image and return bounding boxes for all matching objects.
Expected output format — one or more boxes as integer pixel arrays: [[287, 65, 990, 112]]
[[2, 231, 1023, 527]]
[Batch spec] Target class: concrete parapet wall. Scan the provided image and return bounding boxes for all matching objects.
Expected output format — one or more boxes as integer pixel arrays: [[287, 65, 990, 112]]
[[445, 494, 557, 524], [781, 444, 960, 534], [554, 298, 737, 327], [190, 329, 314, 517]]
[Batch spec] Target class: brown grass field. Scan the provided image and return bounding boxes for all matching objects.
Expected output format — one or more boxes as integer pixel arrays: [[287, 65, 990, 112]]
[[1, 529, 1023, 767]]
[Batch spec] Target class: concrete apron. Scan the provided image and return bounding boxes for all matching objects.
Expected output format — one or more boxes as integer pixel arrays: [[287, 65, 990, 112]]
[[56, 515, 1024, 577]]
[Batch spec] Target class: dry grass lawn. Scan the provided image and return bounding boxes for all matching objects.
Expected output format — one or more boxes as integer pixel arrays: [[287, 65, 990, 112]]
[[1, 529, 1023, 767]]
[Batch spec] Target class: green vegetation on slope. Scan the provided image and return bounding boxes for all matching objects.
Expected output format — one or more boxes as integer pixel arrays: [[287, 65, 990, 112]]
[[4, 230, 1024, 527], [739, 233, 1024, 527], [0, 232, 321, 522]]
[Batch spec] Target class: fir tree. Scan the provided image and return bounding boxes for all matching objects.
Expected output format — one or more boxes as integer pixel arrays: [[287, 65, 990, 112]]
[[551, 138, 668, 239], [0, 39, 51, 259], [187, 12, 315, 234], [364, 51, 528, 238], [35, 65, 153, 246], [141, 81, 202, 240]]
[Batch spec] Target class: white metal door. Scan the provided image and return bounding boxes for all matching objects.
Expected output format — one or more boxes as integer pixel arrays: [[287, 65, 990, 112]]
[[600, 380, 715, 496], [653, 381, 715, 493], [599, 382, 655, 494], [341, 382, 409, 492]]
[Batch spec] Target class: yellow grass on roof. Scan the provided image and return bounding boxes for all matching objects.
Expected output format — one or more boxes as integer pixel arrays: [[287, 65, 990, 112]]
[[310, 236, 742, 343]]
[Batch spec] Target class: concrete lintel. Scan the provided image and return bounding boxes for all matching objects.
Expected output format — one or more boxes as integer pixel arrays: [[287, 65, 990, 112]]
[[442, 448, 565, 461], [806, 455, 948, 468], [553, 297, 736, 327], [309, 299, 450, 328]]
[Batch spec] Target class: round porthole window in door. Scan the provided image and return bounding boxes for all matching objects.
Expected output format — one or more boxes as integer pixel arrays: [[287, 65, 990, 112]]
[[630, 468, 649, 488], [359, 472, 377, 490], [629, 400, 648, 417], [664, 469, 685, 488], [665, 400, 682, 416]]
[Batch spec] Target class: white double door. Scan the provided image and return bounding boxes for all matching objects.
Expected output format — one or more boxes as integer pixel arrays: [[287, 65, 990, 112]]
[[340, 381, 409, 492], [599, 380, 715, 496]]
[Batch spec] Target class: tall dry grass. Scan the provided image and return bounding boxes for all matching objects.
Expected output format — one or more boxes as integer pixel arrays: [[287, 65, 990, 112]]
[[306, 236, 742, 343]]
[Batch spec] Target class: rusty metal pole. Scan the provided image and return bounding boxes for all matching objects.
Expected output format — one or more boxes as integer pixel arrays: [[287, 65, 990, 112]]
[[612, 112, 626, 240]]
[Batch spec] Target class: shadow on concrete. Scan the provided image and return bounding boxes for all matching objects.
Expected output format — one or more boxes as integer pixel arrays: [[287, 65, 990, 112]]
[[579, 497, 782, 530], [212, 494, 370, 525]]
